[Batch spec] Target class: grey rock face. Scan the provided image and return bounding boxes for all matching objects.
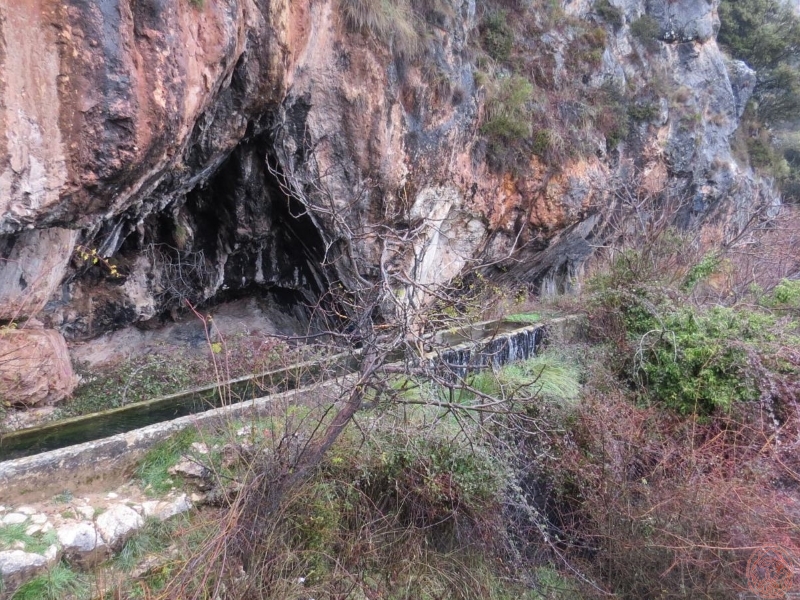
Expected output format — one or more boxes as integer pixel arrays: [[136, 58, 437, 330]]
[[726, 59, 757, 118], [647, 0, 719, 43]]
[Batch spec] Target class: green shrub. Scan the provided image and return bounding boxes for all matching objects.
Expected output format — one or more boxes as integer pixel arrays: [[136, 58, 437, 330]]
[[681, 252, 719, 291], [480, 10, 514, 62], [747, 133, 790, 179], [586, 241, 793, 415], [630, 15, 660, 49], [531, 129, 551, 157], [595, 0, 623, 29], [627, 101, 659, 123], [635, 307, 763, 414], [769, 278, 800, 307], [482, 75, 535, 141]]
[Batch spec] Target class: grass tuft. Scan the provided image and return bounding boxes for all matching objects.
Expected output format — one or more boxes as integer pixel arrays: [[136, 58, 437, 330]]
[[0, 524, 57, 555], [10, 563, 88, 600], [136, 427, 198, 495], [339, 0, 423, 56]]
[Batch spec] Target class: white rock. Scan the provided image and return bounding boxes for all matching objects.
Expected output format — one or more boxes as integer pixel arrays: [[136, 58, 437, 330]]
[[11, 541, 26, 550], [169, 457, 207, 479], [3, 513, 28, 525], [40, 522, 54, 533], [57, 522, 108, 566], [95, 505, 143, 550], [106, 492, 118, 499], [0, 505, 6, 512], [30, 513, 48, 525], [43, 544, 60, 565], [24, 525, 41, 536], [0, 549, 48, 589], [191, 442, 209, 454], [76, 506, 95, 520], [141, 494, 192, 521], [16, 506, 36, 516]]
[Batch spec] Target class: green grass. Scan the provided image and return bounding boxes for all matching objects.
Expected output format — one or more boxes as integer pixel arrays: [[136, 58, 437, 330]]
[[62, 354, 200, 419], [52, 490, 73, 504], [10, 563, 89, 600], [115, 516, 180, 572], [466, 353, 582, 405], [530, 566, 584, 599], [0, 524, 57, 555], [137, 427, 199, 495], [504, 312, 541, 324]]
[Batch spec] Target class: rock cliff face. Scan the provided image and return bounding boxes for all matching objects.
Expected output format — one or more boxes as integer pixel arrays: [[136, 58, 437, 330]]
[[0, 0, 779, 401]]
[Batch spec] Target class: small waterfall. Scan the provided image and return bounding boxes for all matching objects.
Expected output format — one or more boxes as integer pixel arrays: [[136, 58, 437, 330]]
[[436, 325, 545, 381]]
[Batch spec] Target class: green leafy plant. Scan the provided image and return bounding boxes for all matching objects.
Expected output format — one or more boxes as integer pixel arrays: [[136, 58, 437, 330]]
[[634, 307, 765, 414], [627, 101, 659, 123], [769, 278, 800, 307], [681, 252, 719, 291]]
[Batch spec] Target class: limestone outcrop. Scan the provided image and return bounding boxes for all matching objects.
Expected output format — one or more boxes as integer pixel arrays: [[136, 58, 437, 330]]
[[0, 0, 780, 396]]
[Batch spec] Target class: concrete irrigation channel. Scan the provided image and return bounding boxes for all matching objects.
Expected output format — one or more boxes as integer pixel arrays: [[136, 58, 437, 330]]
[[0, 316, 583, 503]]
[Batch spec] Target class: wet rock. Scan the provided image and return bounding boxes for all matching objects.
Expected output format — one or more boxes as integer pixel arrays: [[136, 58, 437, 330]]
[[95, 505, 143, 551], [0, 549, 48, 590], [57, 522, 108, 567]]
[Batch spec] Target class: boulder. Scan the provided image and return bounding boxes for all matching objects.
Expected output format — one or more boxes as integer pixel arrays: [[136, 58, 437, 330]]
[[0, 325, 76, 406], [0, 549, 48, 590], [56, 522, 108, 567], [95, 505, 143, 551], [141, 494, 192, 522], [1, 513, 27, 525], [0, 228, 78, 319]]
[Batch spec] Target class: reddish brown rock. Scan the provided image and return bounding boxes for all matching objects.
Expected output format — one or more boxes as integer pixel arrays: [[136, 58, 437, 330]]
[[0, 228, 78, 320], [0, 325, 76, 406]]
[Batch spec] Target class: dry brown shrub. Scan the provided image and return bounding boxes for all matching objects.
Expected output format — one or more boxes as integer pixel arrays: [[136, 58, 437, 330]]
[[550, 386, 800, 599]]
